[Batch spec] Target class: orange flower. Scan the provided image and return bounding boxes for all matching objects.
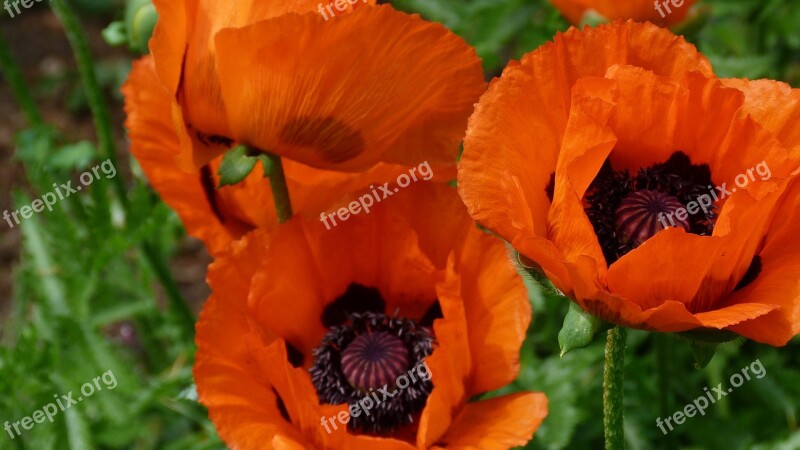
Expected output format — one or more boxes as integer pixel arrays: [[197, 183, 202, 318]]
[[550, 0, 698, 26], [123, 56, 456, 254], [148, 0, 486, 172], [194, 183, 547, 449], [458, 21, 800, 346]]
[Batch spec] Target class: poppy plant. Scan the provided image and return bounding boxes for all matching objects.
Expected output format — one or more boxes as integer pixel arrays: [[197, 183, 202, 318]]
[[193, 183, 547, 449], [148, 0, 486, 172], [550, 0, 698, 26], [458, 21, 800, 347], [123, 56, 457, 255]]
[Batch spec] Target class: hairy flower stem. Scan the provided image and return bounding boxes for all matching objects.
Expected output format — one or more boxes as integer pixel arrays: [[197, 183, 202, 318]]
[[263, 152, 293, 223], [604, 326, 628, 450]]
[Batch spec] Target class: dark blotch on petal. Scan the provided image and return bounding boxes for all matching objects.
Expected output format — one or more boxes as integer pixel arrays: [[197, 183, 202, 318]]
[[272, 388, 290, 422], [279, 116, 364, 164], [194, 130, 234, 149], [322, 284, 386, 328], [545, 172, 555, 202], [419, 300, 443, 327], [286, 341, 305, 368], [735, 255, 762, 291], [200, 165, 225, 223]]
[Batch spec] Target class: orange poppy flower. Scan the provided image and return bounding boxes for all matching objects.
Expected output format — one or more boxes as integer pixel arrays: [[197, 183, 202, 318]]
[[148, 0, 486, 172], [458, 21, 800, 346], [550, 0, 698, 26], [194, 183, 547, 449], [123, 56, 456, 255]]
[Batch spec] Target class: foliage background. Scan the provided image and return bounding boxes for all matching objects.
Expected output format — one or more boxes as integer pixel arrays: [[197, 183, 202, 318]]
[[0, 0, 798, 449]]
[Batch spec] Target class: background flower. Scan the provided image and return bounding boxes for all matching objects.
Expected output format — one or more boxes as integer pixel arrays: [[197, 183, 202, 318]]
[[459, 21, 800, 344], [123, 56, 456, 254], [549, 0, 699, 26], [149, 0, 486, 172]]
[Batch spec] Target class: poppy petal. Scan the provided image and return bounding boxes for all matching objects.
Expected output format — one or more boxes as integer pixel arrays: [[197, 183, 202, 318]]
[[722, 78, 800, 159], [418, 258, 471, 448], [725, 176, 800, 345], [456, 227, 531, 394], [436, 392, 548, 450], [125, 57, 451, 255], [123, 56, 246, 252], [214, 5, 485, 170], [547, 76, 617, 277], [150, 0, 191, 95]]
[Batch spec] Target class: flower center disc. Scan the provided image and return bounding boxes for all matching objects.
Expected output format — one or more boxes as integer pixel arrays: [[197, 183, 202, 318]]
[[341, 331, 410, 392], [310, 308, 435, 434], [614, 189, 689, 245]]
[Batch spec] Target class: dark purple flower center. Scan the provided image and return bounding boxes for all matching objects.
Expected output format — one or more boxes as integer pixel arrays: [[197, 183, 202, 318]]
[[341, 331, 410, 393], [309, 287, 435, 435], [585, 152, 716, 264], [614, 189, 690, 245]]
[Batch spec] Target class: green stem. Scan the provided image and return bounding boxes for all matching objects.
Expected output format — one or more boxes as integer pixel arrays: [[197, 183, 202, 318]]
[[141, 242, 196, 338], [655, 334, 676, 448], [52, 0, 195, 341], [0, 33, 43, 127], [263, 152, 293, 223], [604, 326, 628, 450], [50, 0, 127, 205]]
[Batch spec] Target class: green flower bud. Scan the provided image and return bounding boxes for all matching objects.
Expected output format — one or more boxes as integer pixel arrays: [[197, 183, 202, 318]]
[[125, 0, 158, 54]]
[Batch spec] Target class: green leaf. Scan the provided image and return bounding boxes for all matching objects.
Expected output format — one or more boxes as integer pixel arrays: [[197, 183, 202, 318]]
[[217, 145, 257, 187], [50, 141, 96, 171], [558, 302, 603, 357], [516, 252, 564, 297], [689, 341, 717, 369], [64, 405, 94, 450]]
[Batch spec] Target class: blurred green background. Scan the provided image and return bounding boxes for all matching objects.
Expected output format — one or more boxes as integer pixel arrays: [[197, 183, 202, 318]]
[[0, 0, 798, 449]]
